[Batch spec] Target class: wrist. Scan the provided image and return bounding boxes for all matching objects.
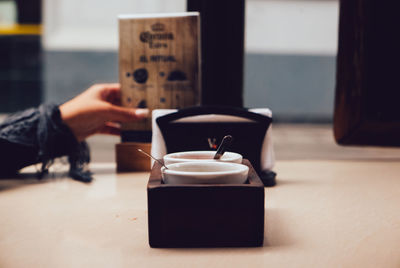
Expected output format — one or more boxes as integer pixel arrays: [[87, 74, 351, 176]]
[[58, 103, 80, 142]]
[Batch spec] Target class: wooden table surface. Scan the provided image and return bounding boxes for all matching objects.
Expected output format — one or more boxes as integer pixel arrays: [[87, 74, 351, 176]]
[[1, 158, 399, 268]]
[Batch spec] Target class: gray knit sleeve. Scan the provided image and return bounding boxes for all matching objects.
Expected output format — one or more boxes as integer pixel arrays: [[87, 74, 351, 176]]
[[0, 104, 92, 182]]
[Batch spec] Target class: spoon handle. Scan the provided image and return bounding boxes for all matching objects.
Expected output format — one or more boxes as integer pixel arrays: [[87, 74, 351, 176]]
[[137, 149, 168, 169], [214, 135, 234, 159]]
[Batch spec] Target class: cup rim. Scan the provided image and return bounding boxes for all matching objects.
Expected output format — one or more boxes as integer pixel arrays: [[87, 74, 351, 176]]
[[161, 162, 249, 177], [163, 151, 242, 162]]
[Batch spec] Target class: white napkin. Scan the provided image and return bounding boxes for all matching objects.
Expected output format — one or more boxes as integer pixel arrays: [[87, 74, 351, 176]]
[[151, 108, 275, 171]]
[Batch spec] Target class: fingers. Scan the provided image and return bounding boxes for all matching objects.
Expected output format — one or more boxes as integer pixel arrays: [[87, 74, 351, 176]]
[[95, 83, 120, 91], [105, 105, 149, 123], [98, 83, 122, 103], [104, 90, 121, 106], [98, 125, 121, 136]]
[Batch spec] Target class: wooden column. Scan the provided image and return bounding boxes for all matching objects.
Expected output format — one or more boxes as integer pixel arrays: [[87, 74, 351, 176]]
[[187, 0, 245, 107], [334, 0, 400, 146]]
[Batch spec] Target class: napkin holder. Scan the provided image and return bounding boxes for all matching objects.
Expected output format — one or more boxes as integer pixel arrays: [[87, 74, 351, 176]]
[[152, 106, 276, 186], [147, 159, 265, 248]]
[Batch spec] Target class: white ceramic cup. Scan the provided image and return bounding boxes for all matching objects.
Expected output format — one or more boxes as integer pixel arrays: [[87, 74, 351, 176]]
[[161, 162, 249, 184], [163, 151, 242, 166]]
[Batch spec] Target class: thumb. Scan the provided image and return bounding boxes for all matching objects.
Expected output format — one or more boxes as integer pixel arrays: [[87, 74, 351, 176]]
[[105, 105, 149, 123]]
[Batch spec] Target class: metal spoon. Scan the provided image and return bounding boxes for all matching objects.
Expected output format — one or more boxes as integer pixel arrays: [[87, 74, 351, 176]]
[[137, 149, 168, 169], [213, 135, 234, 160]]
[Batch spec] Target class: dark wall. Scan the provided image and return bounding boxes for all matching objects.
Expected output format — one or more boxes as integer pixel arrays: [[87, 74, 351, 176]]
[[0, 0, 42, 113], [0, 35, 42, 112]]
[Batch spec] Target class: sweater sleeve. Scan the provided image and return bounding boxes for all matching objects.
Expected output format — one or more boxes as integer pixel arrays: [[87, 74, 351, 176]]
[[0, 104, 91, 181]]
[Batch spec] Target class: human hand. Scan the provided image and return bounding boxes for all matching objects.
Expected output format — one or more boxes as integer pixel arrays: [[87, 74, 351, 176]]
[[59, 83, 148, 142]]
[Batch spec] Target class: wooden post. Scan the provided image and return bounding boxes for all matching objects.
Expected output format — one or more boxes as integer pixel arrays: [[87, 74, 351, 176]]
[[187, 0, 245, 107], [334, 0, 400, 146]]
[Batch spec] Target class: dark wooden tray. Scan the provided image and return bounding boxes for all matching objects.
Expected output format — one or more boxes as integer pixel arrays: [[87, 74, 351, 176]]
[[147, 159, 265, 248]]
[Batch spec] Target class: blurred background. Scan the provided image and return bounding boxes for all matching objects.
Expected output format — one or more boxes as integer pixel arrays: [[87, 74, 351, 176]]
[[0, 0, 338, 122]]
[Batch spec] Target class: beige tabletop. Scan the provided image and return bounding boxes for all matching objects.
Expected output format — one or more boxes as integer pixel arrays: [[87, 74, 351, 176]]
[[0, 158, 399, 268]]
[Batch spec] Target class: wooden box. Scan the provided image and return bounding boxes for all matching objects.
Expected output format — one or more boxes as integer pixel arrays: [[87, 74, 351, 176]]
[[116, 142, 151, 172], [147, 160, 265, 248]]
